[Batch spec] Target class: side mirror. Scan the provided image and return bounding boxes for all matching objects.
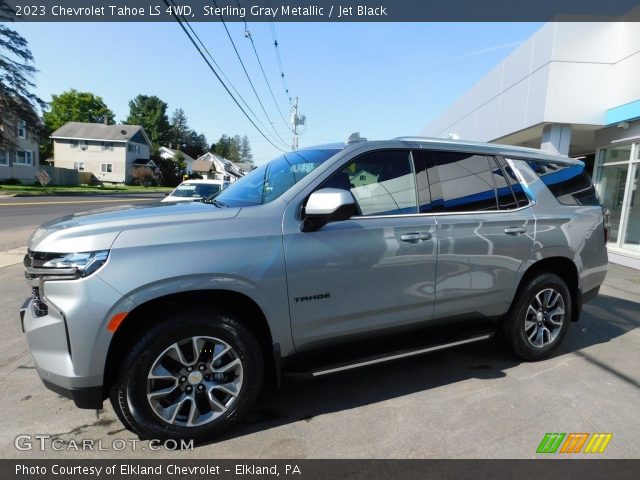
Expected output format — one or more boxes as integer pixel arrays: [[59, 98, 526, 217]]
[[302, 188, 356, 232]]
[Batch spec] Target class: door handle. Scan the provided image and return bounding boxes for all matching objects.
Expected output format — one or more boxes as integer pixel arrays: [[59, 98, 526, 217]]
[[504, 226, 527, 235], [400, 232, 432, 243]]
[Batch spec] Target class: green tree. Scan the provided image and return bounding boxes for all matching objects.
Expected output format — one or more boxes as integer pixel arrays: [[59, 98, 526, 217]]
[[0, 25, 46, 151], [126, 95, 170, 152], [169, 108, 190, 147], [40, 89, 115, 159], [239, 135, 253, 163]]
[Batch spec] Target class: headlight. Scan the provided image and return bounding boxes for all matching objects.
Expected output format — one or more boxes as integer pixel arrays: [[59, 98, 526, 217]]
[[25, 250, 109, 280]]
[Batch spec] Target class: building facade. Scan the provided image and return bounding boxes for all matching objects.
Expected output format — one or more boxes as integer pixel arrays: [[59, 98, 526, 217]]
[[50, 122, 151, 184], [421, 22, 640, 268], [0, 117, 40, 182]]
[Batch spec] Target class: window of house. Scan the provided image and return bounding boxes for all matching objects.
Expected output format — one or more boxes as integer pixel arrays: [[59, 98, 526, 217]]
[[428, 151, 498, 213], [322, 150, 417, 216], [17, 120, 26, 139], [0, 149, 8, 166], [101, 163, 113, 173], [128, 143, 140, 154], [72, 140, 87, 149], [102, 142, 113, 151], [15, 151, 33, 166], [74, 162, 85, 171]]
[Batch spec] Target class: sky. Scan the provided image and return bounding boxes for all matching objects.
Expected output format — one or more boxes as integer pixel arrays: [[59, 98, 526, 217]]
[[11, 21, 543, 164]]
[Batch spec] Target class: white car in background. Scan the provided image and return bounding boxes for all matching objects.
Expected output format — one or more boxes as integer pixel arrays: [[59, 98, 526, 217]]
[[161, 179, 228, 203]]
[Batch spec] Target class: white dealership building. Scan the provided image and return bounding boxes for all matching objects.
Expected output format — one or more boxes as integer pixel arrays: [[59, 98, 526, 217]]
[[421, 22, 640, 269]]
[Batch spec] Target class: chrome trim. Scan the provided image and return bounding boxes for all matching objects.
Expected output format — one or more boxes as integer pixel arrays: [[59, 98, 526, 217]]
[[349, 202, 535, 220], [25, 267, 78, 276], [311, 334, 492, 376]]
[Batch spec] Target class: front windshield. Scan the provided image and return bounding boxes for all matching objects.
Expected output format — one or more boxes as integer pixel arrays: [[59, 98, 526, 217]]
[[171, 183, 221, 198], [211, 148, 341, 207]]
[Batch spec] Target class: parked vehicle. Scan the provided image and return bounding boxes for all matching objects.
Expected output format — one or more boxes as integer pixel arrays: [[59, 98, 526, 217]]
[[21, 135, 608, 441], [161, 179, 226, 203]]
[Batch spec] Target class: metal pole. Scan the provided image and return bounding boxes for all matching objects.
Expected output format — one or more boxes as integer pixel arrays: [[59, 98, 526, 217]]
[[292, 96, 299, 151]]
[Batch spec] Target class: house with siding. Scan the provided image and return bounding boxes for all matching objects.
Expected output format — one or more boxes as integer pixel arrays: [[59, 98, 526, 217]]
[[50, 122, 152, 184], [0, 115, 40, 182], [192, 152, 243, 182]]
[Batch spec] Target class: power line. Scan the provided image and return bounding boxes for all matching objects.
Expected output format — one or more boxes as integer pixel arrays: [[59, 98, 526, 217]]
[[163, 0, 285, 152], [211, 0, 290, 148], [176, 13, 280, 146], [237, 0, 291, 132], [266, 1, 292, 106]]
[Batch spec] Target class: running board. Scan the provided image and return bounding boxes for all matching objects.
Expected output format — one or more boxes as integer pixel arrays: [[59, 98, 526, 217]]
[[283, 332, 494, 379], [311, 334, 492, 376]]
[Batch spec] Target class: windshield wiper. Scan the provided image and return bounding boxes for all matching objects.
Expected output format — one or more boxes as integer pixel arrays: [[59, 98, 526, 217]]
[[201, 196, 227, 208]]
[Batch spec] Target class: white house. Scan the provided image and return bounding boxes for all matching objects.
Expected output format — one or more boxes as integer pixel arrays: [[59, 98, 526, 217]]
[[50, 122, 152, 184], [192, 152, 243, 182], [158, 146, 195, 174], [0, 113, 40, 182]]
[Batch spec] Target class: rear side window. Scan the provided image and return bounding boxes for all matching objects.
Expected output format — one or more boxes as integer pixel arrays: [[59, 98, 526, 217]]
[[428, 151, 498, 212], [495, 157, 530, 208], [528, 161, 600, 206]]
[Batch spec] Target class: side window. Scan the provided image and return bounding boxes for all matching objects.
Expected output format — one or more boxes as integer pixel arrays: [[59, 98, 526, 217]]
[[498, 157, 530, 207], [322, 150, 417, 216], [528, 160, 599, 206], [429, 151, 498, 212], [490, 156, 528, 210], [412, 149, 435, 213]]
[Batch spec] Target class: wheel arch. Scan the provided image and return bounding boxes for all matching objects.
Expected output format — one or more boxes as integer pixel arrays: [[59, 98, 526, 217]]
[[102, 289, 277, 397], [517, 256, 580, 322]]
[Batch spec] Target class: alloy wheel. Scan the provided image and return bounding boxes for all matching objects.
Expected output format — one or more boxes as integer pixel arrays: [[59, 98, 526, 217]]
[[146, 336, 243, 427], [524, 288, 565, 348]]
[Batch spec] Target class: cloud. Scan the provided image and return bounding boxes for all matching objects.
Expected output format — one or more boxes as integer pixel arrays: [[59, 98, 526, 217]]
[[434, 41, 523, 65]]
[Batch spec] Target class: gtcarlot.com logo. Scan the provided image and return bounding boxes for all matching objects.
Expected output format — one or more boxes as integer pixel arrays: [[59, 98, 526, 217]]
[[537, 433, 613, 454]]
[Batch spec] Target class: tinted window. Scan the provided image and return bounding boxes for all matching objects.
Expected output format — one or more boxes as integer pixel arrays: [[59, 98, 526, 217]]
[[490, 157, 519, 210], [323, 150, 417, 216], [429, 152, 498, 212], [528, 161, 600, 206], [497, 157, 529, 207], [411, 150, 436, 213]]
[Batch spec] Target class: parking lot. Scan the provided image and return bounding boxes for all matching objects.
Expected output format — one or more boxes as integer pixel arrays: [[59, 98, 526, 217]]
[[0, 196, 639, 459]]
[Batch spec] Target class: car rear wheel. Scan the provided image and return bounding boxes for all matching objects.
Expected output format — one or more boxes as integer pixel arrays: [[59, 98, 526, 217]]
[[501, 272, 572, 361], [109, 308, 264, 442]]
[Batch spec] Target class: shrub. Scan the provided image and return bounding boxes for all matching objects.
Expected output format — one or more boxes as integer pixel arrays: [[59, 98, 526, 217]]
[[1, 178, 22, 185]]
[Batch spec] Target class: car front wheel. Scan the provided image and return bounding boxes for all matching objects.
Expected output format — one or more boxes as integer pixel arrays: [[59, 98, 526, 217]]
[[109, 308, 264, 442]]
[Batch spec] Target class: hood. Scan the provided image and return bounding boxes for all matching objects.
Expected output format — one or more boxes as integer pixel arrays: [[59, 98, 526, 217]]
[[28, 201, 241, 253]]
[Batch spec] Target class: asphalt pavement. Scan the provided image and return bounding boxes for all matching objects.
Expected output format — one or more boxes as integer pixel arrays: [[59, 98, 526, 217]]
[[0, 197, 638, 458], [0, 194, 164, 250]]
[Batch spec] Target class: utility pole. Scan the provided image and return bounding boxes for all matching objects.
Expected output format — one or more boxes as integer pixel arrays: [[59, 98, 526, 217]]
[[291, 96, 299, 151], [291, 97, 305, 151]]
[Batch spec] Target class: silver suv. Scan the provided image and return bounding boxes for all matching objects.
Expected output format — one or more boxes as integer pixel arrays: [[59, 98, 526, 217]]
[[21, 136, 608, 441]]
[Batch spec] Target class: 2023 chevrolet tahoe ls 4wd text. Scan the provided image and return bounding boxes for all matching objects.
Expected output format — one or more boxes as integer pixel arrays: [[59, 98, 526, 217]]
[[21, 136, 608, 441]]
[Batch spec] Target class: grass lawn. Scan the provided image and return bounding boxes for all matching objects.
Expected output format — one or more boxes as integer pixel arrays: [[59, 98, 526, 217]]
[[0, 184, 172, 196]]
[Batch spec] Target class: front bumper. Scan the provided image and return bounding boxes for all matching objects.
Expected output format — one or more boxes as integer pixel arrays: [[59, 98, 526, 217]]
[[20, 272, 129, 410], [20, 296, 105, 409]]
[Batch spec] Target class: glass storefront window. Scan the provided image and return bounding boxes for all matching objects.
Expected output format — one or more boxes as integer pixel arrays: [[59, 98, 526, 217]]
[[622, 163, 640, 250], [598, 163, 629, 243], [601, 144, 632, 164]]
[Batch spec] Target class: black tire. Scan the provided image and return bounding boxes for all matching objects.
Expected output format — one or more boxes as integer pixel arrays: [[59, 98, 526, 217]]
[[109, 308, 264, 443], [501, 272, 572, 361]]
